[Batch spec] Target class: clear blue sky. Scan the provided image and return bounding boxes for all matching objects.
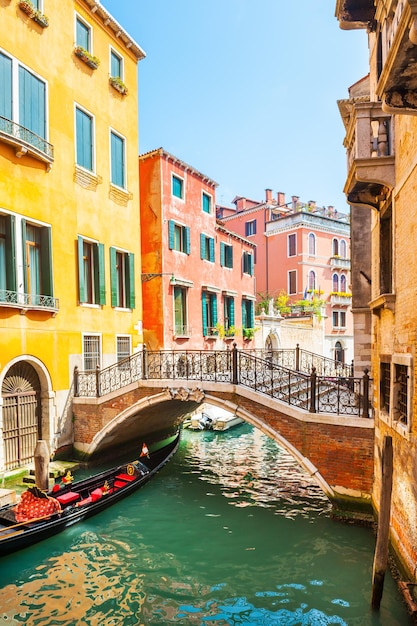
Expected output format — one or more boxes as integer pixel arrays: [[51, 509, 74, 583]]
[[102, 1, 369, 211]]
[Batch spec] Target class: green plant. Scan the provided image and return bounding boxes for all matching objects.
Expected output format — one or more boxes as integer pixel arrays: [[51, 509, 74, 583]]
[[242, 327, 258, 341], [109, 75, 128, 94], [19, 0, 48, 26], [74, 46, 100, 69], [215, 323, 238, 339]]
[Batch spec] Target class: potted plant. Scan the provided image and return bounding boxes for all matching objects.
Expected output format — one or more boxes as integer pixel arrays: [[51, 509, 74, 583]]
[[74, 46, 100, 70], [19, 0, 48, 27], [109, 76, 128, 95]]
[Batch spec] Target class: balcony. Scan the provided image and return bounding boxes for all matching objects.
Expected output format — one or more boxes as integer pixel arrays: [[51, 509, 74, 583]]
[[330, 256, 351, 269], [340, 100, 395, 209], [376, 0, 417, 114], [335, 0, 375, 30], [0, 116, 54, 168], [0, 290, 59, 315], [330, 293, 352, 306]]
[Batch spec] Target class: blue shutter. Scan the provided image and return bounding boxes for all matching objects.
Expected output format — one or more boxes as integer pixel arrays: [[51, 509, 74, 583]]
[[185, 226, 191, 255], [200, 233, 205, 259], [209, 237, 215, 262], [220, 242, 225, 267], [19, 67, 45, 138], [76, 18, 90, 50], [211, 294, 218, 326], [230, 298, 235, 326], [111, 51, 121, 78], [21, 219, 27, 294], [77, 236, 86, 303], [168, 220, 175, 249], [76, 108, 93, 171], [202, 291, 207, 336], [249, 253, 254, 276], [0, 53, 12, 120], [111, 132, 124, 188]]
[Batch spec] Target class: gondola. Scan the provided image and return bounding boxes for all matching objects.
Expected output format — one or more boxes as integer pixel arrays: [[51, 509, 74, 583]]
[[0, 433, 180, 556]]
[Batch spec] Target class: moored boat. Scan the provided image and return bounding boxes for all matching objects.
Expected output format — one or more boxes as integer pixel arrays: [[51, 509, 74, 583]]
[[0, 433, 180, 556], [187, 405, 244, 431]]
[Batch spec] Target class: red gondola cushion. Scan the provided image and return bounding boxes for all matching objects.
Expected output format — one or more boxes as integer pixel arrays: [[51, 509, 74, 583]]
[[115, 473, 136, 482], [77, 496, 92, 507], [14, 491, 61, 523], [56, 491, 80, 505], [90, 489, 103, 502]]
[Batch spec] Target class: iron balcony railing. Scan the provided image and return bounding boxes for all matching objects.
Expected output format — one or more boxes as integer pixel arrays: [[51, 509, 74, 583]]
[[0, 115, 54, 163], [0, 289, 59, 311], [74, 346, 371, 418]]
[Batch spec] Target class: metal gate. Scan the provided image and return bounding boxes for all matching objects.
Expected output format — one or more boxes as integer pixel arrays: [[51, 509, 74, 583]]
[[2, 362, 41, 470]]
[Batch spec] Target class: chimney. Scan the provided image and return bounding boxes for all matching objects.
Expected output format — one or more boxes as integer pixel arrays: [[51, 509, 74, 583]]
[[292, 195, 299, 210], [236, 197, 247, 212], [265, 188, 273, 204], [277, 191, 285, 206]]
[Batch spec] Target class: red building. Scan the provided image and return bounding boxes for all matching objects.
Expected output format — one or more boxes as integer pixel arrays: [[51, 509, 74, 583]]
[[139, 149, 256, 350], [217, 190, 353, 363]]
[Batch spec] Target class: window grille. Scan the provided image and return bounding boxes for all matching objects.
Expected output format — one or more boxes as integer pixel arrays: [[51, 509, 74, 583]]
[[83, 335, 100, 371]]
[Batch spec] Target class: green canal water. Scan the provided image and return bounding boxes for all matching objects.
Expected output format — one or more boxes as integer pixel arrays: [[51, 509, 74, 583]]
[[0, 423, 412, 625]]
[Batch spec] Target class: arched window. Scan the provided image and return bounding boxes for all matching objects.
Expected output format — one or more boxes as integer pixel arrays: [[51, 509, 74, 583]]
[[335, 341, 344, 364], [308, 233, 316, 256], [340, 274, 347, 293], [332, 273, 339, 292], [332, 238, 339, 256], [308, 270, 316, 292], [340, 239, 347, 258]]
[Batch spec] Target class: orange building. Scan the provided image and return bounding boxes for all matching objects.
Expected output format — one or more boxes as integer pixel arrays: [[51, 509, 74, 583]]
[[217, 190, 354, 363], [139, 149, 257, 350]]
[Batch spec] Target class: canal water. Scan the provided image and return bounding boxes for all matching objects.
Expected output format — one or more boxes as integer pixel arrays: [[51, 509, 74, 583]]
[[0, 423, 412, 625]]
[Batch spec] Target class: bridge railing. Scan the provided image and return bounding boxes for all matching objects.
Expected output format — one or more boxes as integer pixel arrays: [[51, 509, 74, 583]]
[[244, 345, 354, 377], [73, 346, 372, 418]]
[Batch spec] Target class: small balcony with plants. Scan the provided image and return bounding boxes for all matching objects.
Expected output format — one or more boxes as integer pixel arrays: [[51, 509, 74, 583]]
[[330, 292, 352, 306], [18, 0, 49, 28], [74, 46, 100, 70], [109, 76, 128, 96]]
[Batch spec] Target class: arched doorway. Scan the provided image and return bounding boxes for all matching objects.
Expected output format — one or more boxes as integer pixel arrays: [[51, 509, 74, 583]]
[[334, 341, 345, 365], [2, 362, 42, 470]]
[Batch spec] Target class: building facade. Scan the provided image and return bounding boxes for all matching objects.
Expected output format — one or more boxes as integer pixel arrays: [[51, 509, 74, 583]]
[[0, 0, 145, 470], [217, 191, 354, 365], [336, 0, 417, 584], [139, 149, 257, 350]]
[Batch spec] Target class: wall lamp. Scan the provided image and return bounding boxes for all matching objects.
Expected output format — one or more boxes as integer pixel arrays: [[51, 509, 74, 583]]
[[141, 273, 175, 283]]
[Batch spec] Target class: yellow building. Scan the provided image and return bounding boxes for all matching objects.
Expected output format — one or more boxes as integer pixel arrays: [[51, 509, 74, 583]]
[[337, 0, 417, 589], [0, 0, 145, 471]]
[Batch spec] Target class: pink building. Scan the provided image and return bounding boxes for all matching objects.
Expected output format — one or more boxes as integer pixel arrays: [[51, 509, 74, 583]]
[[139, 149, 257, 350], [217, 190, 353, 364]]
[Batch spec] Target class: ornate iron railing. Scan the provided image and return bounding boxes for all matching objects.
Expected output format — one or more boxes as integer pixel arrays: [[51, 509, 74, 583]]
[[0, 289, 59, 311], [0, 115, 54, 162], [74, 346, 372, 418]]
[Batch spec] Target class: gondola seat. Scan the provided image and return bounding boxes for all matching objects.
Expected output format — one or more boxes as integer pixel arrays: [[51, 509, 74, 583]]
[[90, 488, 103, 502], [115, 473, 136, 482], [56, 491, 80, 506], [76, 496, 92, 507], [114, 480, 128, 489]]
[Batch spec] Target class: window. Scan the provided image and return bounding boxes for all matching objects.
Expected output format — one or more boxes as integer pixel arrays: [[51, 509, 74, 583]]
[[332, 238, 339, 256], [220, 242, 233, 268], [0, 214, 16, 298], [23, 220, 53, 305], [77, 236, 105, 305], [242, 251, 254, 275], [308, 233, 316, 256], [172, 174, 184, 199], [334, 341, 345, 364], [110, 130, 125, 188], [168, 221, 190, 254], [393, 364, 408, 425], [332, 310, 346, 328], [202, 192, 212, 214], [308, 270, 316, 292], [340, 274, 347, 293], [76, 106, 94, 171], [202, 291, 218, 336], [110, 247, 135, 308], [332, 273, 339, 293], [83, 334, 101, 371], [380, 204, 392, 294], [76, 15, 92, 52], [174, 286, 188, 336], [0, 52, 48, 156], [242, 298, 254, 329], [340, 239, 347, 258], [288, 233, 296, 257], [245, 220, 256, 236], [200, 234, 215, 262], [223, 296, 235, 334], [117, 335, 131, 368], [380, 361, 391, 413], [288, 270, 297, 295], [110, 49, 123, 79]]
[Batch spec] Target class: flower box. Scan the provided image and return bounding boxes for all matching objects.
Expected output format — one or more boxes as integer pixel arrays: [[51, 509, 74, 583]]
[[74, 46, 100, 70], [19, 1, 49, 27], [109, 76, 128, 95]]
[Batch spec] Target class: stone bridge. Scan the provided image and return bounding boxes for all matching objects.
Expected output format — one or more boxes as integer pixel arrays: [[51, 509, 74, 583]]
[[71, 374, 374, 510]]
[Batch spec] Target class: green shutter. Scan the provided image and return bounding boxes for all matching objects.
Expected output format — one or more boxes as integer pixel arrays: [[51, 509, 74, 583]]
[[202, 291, 207, 336], [211, 294, 218, 326], [21, 219, 27, 293], [220, 242, 225, 267], [98, 243, 106, 305], [230, 298, 235, 326], [185, 226, 191, 255], [168, 220, 175, 250], [110, 246, 117, 307], [249, 253, 254, 276], [5, 214, 16, 291], [200, 233, 205, 259], [77, 236, 86, 303], [128, 252, 135, 309], [40, 226, 53, 296], [242, 300, 247, 328], [209, 237, 215, 262], [249, 301, 254, 327]]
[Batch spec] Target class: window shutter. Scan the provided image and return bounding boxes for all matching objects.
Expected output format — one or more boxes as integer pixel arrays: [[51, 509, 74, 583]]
[[202, 291, 207, 336], [168, 220, 175, 250], [128, 252, 135, 309], [185, 226, 191, 255], [98, 243, 106, 305], [249, 301, 254, 327], [110, 246, 117, 307], [249, 253, 254, 276], [0, 53, 12, 120], [209, 237, 215, 262], [19, 66, 46, 139], [220, 242, 225, 267], [21, 219, 27, 294], [229, 246, 233, 268], [242, 300, 247, 328], [200, 233, 205, 259], [211, 294, 218, 327], [77, 236, 86, 303], [5, 214, 16, 291], [230, 298, 235, 326], [40, 226, 53, 296]]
